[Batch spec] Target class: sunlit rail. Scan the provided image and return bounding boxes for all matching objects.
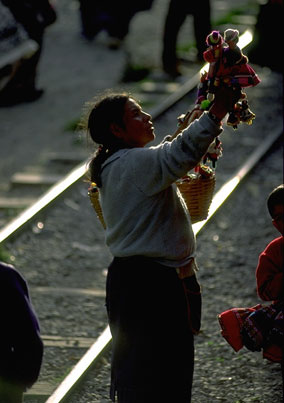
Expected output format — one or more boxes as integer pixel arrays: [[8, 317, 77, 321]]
[[45, 327, 112, 403]]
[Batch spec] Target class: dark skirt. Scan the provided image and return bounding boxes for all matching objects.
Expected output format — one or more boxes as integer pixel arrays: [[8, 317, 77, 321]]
[[106, 256, 194, 403]]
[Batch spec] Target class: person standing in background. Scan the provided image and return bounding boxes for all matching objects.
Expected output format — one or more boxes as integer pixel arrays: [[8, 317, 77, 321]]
[[162, 0, 211, 78], [78, 0, 153, 49], [0, 0, 56, 106]]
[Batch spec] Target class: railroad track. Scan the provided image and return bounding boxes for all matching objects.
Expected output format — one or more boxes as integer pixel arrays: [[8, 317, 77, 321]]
[[0, 32, 282, 403]]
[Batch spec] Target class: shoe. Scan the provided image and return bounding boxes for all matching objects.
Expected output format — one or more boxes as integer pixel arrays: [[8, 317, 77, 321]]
[[0, 88, 44, 107]]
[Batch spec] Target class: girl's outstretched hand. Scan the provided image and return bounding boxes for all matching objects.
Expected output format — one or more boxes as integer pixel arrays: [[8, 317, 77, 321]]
[[169, 107, 203, 141], [209, 85, 241, 121]]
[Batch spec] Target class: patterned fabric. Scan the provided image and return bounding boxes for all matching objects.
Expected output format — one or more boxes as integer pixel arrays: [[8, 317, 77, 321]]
[[218, 302, 283, 362], [182, 273, 202, 334], [241, 302, 284, 353], [218, 306, 261, 352]]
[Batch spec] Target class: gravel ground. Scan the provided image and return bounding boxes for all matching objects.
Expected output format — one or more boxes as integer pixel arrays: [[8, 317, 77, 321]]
[[0, 0, 283, 402]]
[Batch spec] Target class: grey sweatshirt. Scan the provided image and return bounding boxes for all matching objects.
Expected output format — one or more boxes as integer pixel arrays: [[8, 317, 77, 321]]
[[100, 112, 222, 267]]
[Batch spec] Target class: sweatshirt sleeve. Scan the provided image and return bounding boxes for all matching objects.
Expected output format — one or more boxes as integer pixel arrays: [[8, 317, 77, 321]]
[[130, 112, 222, 196], [255, 237, 284, 301]]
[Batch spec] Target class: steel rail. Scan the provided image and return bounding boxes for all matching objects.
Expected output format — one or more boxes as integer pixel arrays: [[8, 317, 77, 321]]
[[0, 31, 252, 245], [45, 326, 112, 403], [45, 126, 282, 403]]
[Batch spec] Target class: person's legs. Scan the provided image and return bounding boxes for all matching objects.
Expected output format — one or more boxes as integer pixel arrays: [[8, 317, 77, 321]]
[[106, 8, 136, 40], [162, 0, 187, 77], [78, 0, 105, 40], [106, 257, 194, 402], [192, 0, 211, 61]]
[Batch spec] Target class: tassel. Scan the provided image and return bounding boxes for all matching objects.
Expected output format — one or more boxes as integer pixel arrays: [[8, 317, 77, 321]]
[[88, 183, 106, 229]]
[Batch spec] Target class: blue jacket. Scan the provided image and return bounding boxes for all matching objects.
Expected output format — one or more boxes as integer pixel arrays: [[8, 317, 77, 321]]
[[0, 261, 43, 388]]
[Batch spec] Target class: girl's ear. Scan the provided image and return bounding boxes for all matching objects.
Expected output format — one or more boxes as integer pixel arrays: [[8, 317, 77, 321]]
[[110, 123, 124, 138]]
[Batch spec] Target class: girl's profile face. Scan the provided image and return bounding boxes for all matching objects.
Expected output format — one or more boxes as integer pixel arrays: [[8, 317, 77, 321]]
[[114, 98, 155, 147]]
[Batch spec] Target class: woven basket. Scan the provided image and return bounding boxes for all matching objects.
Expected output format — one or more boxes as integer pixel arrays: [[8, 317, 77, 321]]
[[88, 170, 215, 228], [176, 172, 215, 223]]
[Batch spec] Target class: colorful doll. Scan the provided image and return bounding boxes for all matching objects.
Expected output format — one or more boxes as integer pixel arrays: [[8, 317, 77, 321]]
[[222, 29, 260, 128], [197, 29, 261, 129], [202, 30, 224, 102]]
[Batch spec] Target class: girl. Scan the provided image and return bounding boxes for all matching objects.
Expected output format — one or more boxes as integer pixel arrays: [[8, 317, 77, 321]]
[[84, 88, 235, 402]]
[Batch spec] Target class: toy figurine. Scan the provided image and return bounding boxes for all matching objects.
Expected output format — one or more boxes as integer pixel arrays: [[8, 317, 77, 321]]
[[202, 136, 222, 168], [203, 30, 224, 102], [197, 29, 261, 129]]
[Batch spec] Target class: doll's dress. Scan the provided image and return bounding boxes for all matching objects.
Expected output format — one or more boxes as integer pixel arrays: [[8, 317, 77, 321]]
[[216, 46, 261, 88], [207, 46, 260, 128]]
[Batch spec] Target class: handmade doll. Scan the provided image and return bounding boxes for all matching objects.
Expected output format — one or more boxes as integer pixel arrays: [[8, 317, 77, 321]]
[[202, 30, 224, 102], [197, 29, 261, 129]]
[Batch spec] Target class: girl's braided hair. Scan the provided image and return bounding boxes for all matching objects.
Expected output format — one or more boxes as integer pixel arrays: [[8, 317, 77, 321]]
[[83, 92, 131, 187]]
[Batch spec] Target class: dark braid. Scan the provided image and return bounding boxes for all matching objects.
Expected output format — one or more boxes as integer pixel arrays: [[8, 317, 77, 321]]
[[84, 93, 131, 187], [88, 146, 109, 187]]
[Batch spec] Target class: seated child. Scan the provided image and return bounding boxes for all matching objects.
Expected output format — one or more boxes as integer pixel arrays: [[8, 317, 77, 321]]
[[255, 184, 283, 394], [218, 184, 283, 397], [256, 184, 283, 303]]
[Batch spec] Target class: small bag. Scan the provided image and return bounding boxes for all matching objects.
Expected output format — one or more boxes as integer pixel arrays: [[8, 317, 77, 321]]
[[182, 274, 202, 334]]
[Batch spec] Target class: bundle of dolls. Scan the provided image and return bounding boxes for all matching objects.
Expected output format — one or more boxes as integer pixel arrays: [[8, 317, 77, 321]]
[[196, 29, 261, 129]]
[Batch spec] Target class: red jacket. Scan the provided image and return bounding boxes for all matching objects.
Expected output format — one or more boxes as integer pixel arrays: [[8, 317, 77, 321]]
[[256, 236, 284, 302]]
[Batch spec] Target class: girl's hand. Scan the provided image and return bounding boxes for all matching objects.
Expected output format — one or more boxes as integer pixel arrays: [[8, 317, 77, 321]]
[[209, 85, 241, 120], [170, 107, 203, 141]]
